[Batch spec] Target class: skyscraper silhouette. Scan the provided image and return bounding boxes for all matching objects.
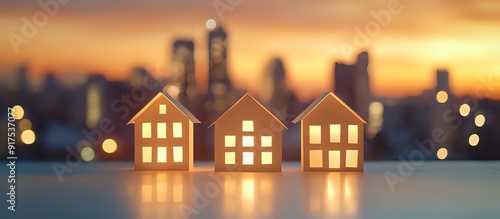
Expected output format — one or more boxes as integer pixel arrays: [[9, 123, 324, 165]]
[[171, 39, 196, 106]]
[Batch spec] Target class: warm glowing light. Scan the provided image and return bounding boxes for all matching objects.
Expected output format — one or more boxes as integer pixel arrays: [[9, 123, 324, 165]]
[[205, 19, 216, 30], [242, 136, 254, 147], [80, 147, 95, 162], [102, 139, 117, 153], [469, 134, 479, 146], [141, 184, 152, 202], [21, 130, 35, 144], [225, 152, 235, 164], [157, 123, 166, 138], [309, 125, 321, 144], [159, 104, 167, 114], [225, 135, 236, 147], [309, 150, 323, 168], [157, 147, 167, 163], [173, 175, 183, 202], [19, 119, 32, 130], [369, 101, 384, 114], [173, 122, 182, 138], [328, 150, 340, 168], [12, 105, 24, 120], [369, 101, 384, 134], [142, 123, 151, 138], [459, 104, 470, 117], [242, 120, 254, 132], [86, 84, 101, 128], [242, 178, 255, 202], [436, 91, 448, 103], [345, 150, 358, 168], [157, 173, 167, 202], [329, 124, 341, 143], [242, 152, 254, 165], [348, 125, 358, 144], [142, 147, 152, 162], [437, 148, 448, 160], [475, 114, 485, 127], [261, 152, 273, 165], [261, 136, 272, 147], [173, 146, 183, 163]]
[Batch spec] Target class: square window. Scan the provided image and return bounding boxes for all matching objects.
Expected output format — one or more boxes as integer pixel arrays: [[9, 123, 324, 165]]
[[173, 146, 183, 163], [328, 150, 340, 168], [261, 136, 272, 147], [242, 152, 254, 165], [142, 146, 152, 163], [346, 150, 358, 168], [330, 124, 341, 143], [348, 125, 358, 144], [225, 135, 236, 147], [309, 125, 321, 144], [309, 150, 323, 168], [242, 120, 254, 132], [157, 147, 167, 163], [173, 122, 182, 138], [159, 104, 167, 114], [157, 123, 166, 139], [225, 152, 235, 165], [142, 123, 151, 138], [242, 136, 254, 147], [261, 152, 273, 165]]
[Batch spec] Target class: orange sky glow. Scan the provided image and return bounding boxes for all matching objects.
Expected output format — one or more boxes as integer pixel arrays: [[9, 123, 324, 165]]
[[1, 0, 499, 101]]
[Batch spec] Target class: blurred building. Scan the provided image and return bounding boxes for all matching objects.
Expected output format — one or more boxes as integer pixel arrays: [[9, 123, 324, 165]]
[[170, 39, 197, 106]]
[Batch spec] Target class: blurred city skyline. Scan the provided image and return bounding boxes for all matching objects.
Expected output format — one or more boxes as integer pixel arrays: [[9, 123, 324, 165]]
[[1, 0, 500, 101]]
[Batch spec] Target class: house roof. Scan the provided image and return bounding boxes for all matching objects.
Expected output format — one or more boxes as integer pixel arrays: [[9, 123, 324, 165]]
[[292, 91, 368, 124], [208, 93, 288, 129], [127, 92, 201, 125]]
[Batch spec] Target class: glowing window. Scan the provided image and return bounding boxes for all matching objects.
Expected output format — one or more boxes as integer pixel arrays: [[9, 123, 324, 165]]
[[261, 152, 272, 165], [225, 135, 236, 147], [157, 123, 166, 139], [142, 123, 151, 138], [242, 120, 254, 132], [348, 125, 358, 144], [173, 122, 182, 138], [159, 104, 167, 114], [157, 147, 167, 163], [346, 150, 358, 168], [261, 136, 272, 147], [225, 152, 235, 165], [173, 146, 183, 163], [309, 125, 321, 144], [142, 146, 152, 163], [242, 152, 254, 165], [309, 150, 323, 168], [330, 124, 341, 143], [242, 136, 254, 147], [328, 150, 340, 168]]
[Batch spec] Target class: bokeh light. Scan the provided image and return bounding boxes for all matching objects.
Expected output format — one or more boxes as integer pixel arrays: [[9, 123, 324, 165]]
[[437, 148, 448, 160], [102, 138, 117, 154], [21, 130, 36, 144], [12, 105, 24, 120], [459, 104, 470, 117], [205, 19, 216, 30], [81, 147, 95, 161], [19, 119, 32, 130], [474, 114, 485, 127], [436, 91, 448, 103], [469, 134, 479, 146]]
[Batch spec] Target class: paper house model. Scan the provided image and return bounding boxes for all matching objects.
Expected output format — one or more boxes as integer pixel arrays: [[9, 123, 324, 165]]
[[209, 93, 287, 172], [292, 92, 367, 172], [127, 92, 200, 171]]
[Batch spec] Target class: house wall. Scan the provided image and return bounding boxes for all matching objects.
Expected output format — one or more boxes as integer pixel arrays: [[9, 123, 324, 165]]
[[134, 97, 192, 171], [301, 96, 364, 171]]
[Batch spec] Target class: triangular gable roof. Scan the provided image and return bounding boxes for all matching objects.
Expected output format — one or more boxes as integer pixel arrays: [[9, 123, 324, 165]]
[[292, 91, 368, 124], [208, 93, 287, 129], [127, 92, 200, 125]]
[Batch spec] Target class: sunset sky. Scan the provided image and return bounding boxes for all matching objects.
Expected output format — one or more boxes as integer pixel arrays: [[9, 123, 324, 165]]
[[1, 0, 499, 101]]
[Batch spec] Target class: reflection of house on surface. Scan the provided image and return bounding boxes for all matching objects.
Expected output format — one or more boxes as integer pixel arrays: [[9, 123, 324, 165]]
[[222, 173, 275, 217], [210, 93, 287, 172], [303, 173, 359, 217], [137, 172, 193, 218], [293, 92, 367, 172], [128, 92, 200, 171]]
